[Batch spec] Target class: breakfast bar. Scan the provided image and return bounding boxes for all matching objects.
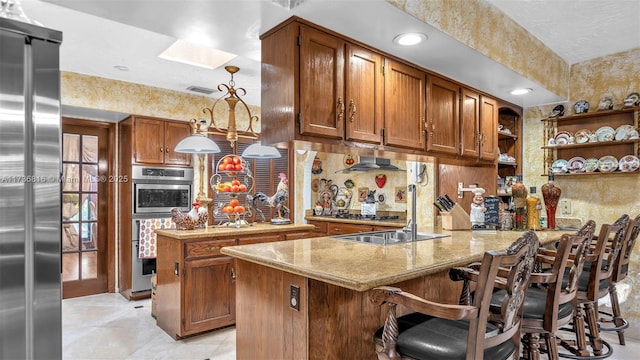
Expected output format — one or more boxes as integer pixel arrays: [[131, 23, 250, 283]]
[[221, 229, 566, 359]]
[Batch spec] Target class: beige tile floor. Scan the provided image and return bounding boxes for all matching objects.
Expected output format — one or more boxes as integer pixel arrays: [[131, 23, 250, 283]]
[[64, 293, 639, 360]]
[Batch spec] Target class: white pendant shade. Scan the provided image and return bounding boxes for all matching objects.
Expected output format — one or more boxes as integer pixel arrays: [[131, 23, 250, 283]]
[[241, 142, 281, 159], [174, 135, 221, 153]]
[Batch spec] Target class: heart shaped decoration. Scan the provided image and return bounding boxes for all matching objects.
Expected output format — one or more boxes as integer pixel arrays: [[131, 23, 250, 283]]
[[375, 174, 387, 188]]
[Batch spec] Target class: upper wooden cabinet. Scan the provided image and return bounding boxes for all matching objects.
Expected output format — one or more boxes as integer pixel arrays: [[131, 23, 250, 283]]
[[261, 18, 425, 151], [427, 76, 460, 155], [345, 44, 384, 144], [460, 87, 480, 158], [131, 117, 192, 166], [299, 25, 345, 139], [260, 17, 518, 163], [384, 59, 426, 150], [479, 95, 499, 161], [459, 89, 499, 161]]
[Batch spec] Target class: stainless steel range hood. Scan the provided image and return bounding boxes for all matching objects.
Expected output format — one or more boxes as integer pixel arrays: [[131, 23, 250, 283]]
[[338, 157, 404, 172]]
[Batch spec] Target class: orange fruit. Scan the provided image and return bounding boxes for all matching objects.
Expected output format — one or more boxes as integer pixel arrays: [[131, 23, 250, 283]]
[[238, 184, 247, 192], [233, 205, 245, 213], [231, 179, 241, 186], [222, 205, 234, 213], [229, 199, 240, 207]]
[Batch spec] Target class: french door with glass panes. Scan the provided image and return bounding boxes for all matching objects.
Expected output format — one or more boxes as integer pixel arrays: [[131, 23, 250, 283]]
[[62, 120, 113, 298]]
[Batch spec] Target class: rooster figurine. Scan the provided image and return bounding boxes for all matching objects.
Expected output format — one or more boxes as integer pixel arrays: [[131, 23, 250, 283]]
[[248, 173, 290, 222]]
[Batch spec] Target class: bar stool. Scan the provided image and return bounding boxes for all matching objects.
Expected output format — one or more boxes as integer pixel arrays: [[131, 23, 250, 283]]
[[558, 215, 628, 359], [370, 231, 539, 360], [489, 228, 594, 360], [598, 214, 640, 345]]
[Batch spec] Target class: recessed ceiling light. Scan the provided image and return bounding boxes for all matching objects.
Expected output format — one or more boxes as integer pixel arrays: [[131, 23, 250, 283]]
[[393, 32, 427, 46], [158, 39, 237, 70], [510, 88, 533, 95], [114, 65, 129, 71]]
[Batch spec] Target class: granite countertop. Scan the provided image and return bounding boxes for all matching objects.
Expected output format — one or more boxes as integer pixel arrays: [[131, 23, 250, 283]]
[[221, 229, 567, 291], [304, 215, 406, 228], [155, 223, 314, 240]]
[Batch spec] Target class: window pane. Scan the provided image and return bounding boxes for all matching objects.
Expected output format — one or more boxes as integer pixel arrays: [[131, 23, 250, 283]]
[[81, 251, 97, 279], [63, 134, 79, 162], [62, 164, 79, 192], [62, 253, 79, 281], [62, 194, 79, 220], [82, 135, 98, 164], [80, 194, 97, 221], [82, 164, 98, 191], [62, 223, 79, 251], [82, 223, 97, 251]]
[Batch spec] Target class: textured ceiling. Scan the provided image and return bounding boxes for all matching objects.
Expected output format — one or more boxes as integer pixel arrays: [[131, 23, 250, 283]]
[[17, 0, 640, 112], [486, 0, 640, 65]]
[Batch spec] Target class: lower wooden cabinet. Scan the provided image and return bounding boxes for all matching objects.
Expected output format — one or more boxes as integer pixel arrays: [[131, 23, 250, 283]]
[[326, 223, 374, 235], [156, 228, 313, 339], [182, 256, 235, 334]]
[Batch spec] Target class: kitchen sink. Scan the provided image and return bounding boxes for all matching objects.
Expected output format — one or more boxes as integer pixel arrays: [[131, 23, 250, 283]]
[[331, 230, 450, 245]]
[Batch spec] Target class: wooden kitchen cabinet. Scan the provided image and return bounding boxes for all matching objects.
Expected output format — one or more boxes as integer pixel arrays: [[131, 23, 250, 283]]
[[426, 76, 459, 155], [132, 116, 192, 166], [157, 235, 236, 339], [306, 220, 328, 236], [384, 59, 426, 150], [326, 223, 374, 235], [182, 255, 235, 334], [460, 87, 480, 158], [480, 95, 499, 161], [299, 25, 345, 139], [345, 44, 384, 144], [156, 227, 314, 338]]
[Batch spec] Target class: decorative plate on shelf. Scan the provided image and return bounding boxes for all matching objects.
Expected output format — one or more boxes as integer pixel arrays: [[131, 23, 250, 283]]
[[598, 156, 618, 172], [550, 104, 565, 118], [584, 158, 600, 172], [595, 126, 615, 142], [624, 92, 640, 107], [597, 96, 614, 111], [574, 129, 592, 144], [551, 159, 568, 173], [554, 131, 572, 145], [574, 100, 589, 114], [567, 157, 587, 173], [618, 155, 640, 172], [615, 124, 635, 141]]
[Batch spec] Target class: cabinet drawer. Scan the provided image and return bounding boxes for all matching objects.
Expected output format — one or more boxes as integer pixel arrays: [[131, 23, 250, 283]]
[[285, 231, 318, 240], [306, 220, 328, 235], [238, 234, 283, 245], [327, 223, 373, 235], [185, 239, 237, 259]]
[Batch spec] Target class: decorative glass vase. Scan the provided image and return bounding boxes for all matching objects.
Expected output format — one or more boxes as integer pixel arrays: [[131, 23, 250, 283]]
[[541, 174, 561, 230], [511, 175, 528, 231]]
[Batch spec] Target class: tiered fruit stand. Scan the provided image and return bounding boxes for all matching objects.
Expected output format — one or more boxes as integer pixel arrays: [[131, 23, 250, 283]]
[[210, 155, 255, 227]]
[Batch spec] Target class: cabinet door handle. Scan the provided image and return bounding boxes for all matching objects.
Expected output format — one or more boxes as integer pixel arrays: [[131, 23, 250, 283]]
[[231, 267, 236, 282], [206, 246, 221, 252], [337, 96, 345, 122], [174, 262, 179, 276], [160, 147, 164, 153], [348, 99, 357, 122]]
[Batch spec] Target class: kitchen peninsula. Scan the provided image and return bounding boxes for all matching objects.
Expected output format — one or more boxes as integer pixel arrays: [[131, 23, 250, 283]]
[[221, 229, 565, 359], [153, 223, 314, 339]]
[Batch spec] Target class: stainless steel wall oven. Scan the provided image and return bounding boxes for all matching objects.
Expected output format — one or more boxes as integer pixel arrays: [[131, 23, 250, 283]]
[[130, 166, 193, 292]]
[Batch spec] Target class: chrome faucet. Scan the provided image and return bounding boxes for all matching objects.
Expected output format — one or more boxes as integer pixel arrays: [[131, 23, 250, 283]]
[[408, 184, 417, 241]]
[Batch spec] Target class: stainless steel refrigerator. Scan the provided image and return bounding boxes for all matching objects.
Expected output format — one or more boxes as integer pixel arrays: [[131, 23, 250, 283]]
[[0, 17, 63, 359]]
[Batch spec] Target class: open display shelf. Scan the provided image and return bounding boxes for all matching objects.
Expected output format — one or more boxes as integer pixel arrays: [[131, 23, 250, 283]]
[[541, 107, 639, 176]]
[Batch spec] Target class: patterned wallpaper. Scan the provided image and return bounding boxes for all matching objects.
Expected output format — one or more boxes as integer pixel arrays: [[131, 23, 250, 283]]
[[386, 0, 569, 98], [61, 72, 260, 131]]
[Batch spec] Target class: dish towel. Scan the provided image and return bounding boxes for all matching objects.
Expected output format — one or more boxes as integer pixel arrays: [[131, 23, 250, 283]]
[[139, 218, 175, 259]]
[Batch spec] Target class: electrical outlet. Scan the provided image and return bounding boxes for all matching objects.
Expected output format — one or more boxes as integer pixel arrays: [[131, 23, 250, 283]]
[[560, 199, 571, 215]]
